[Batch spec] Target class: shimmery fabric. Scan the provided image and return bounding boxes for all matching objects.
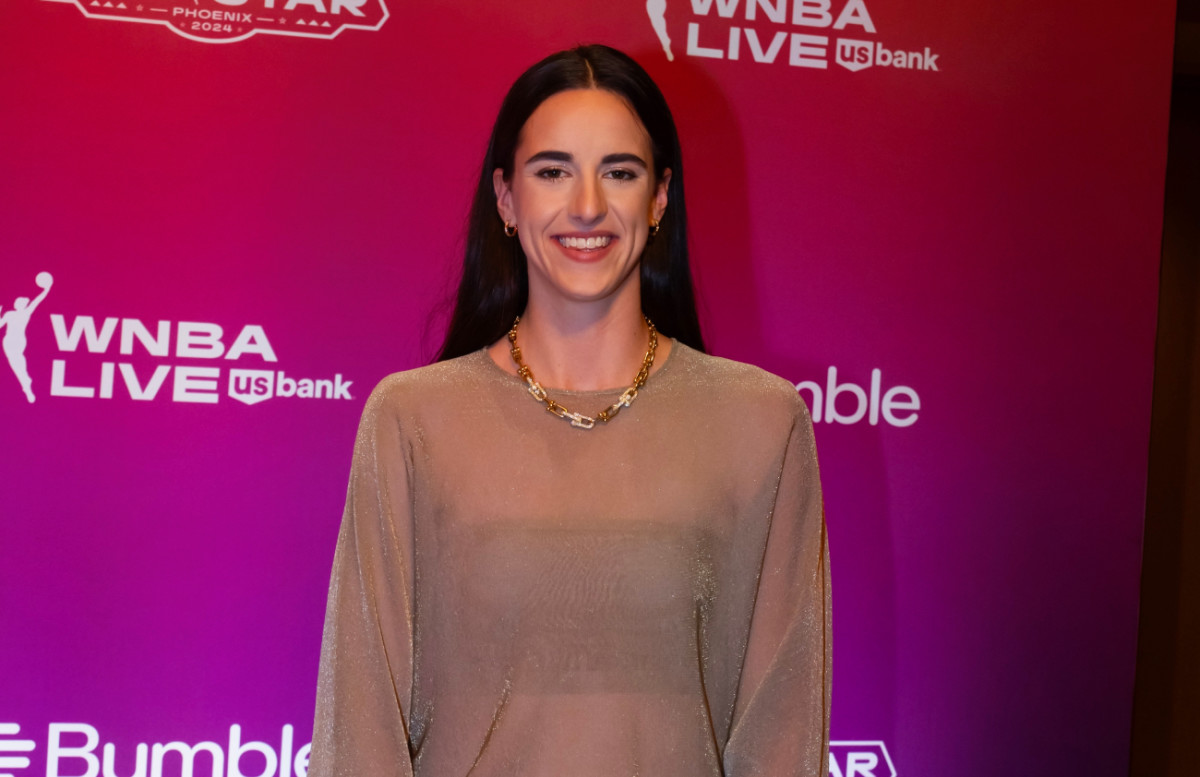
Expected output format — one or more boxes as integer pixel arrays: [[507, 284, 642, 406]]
[[310, 343, 830, 777]]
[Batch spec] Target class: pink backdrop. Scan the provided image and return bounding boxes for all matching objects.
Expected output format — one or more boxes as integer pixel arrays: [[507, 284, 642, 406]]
[[0, 1, 1176, 775]]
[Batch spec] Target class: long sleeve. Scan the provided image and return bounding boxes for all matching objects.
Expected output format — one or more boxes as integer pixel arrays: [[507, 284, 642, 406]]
[[310, 384, 416, 777], [723, 403, 831, 777]]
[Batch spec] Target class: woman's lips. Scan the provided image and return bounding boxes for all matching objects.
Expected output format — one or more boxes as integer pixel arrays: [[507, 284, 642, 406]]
[[557, 234, 612, 250], [554, 233, 617, 262]]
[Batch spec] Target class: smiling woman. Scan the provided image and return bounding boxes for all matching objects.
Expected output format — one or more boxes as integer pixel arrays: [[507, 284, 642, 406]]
[[309, 45, 830, 777], [436, 45, 702, 369]]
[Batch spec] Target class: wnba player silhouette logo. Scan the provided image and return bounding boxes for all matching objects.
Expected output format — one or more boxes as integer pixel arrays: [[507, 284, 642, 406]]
[[647, 0, 674, 61], [1, 271, 53, 403]]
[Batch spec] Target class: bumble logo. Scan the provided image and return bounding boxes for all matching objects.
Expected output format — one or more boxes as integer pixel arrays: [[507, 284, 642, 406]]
[[795, 367, 920, 427], [645, 0, 941, 73], [41, 0, 387, 44], [0, 723, 35, 777], [4, 722, 310, 777], [0, 271, 354, 408]]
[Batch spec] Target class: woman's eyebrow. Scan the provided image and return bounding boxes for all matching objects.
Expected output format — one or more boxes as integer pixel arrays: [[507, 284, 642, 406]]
[[523, 151, 648, 168], [601, 153, 648, 167], [525, 150, 573, 165]]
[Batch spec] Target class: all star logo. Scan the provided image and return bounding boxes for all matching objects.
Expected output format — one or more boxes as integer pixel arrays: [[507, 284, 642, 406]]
[[41, 0, 388, 44], [829, 740, 898, 777]]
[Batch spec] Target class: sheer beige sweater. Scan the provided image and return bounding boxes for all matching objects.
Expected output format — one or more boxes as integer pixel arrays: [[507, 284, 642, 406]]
[[310, 343, 830, 777]]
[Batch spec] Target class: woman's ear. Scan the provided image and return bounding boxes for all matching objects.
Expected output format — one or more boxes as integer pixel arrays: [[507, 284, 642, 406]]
[[493, 168, 515, 225], [653, 168, 672, 222]]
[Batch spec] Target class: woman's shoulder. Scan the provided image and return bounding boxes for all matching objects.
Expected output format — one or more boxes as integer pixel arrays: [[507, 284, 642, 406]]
[[362, 350, 496, 416], [669, 342, 810, 421]]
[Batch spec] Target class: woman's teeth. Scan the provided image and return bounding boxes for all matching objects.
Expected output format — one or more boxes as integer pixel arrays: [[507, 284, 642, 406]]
[[558, 235, 611, 250]]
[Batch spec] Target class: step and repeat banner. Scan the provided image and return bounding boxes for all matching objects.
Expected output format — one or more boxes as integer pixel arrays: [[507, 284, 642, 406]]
[[0, 1, 1175, 776]]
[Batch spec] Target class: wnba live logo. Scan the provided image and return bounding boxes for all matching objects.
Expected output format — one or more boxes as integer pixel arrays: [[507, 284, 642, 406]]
[[645, 0, 941, 74], [0, 270, 355, 407]]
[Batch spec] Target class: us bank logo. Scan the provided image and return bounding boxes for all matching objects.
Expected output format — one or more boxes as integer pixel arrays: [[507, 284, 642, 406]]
[[0, 271, 353, 407], [645, 0, 941, 73], [41, 0, 387, 43]]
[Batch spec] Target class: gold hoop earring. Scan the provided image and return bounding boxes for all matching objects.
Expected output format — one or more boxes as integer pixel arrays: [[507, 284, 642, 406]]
[[504, 221, 517, 237], [649, 219, 660, 237]]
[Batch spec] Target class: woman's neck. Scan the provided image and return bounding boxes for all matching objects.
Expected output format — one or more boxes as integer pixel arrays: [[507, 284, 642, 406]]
[[487, 295, 672, 391]]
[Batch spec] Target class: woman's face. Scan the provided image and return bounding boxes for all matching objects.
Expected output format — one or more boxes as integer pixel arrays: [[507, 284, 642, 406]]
[[494, 88, 670, 311]]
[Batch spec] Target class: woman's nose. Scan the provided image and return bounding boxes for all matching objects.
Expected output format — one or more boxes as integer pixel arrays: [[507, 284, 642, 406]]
[[569, 175, 607, 226]]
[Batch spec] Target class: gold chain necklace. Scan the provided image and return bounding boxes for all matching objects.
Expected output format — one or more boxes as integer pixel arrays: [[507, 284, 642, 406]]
[[507, 316, 658, 430]]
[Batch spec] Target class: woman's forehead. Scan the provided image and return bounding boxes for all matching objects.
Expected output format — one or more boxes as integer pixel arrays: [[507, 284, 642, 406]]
[[517, 89, 652, 159]]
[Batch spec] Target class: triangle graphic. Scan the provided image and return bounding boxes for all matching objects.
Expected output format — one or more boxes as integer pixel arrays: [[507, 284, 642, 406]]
[[103, 1, 113, 7], [322, 20, 331, 26], [296, 18, 307, 25], [117, 2, 126, 7]]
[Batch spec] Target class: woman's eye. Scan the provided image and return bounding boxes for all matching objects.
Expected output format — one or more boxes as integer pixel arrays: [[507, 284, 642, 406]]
[[607, 168, 639, 181], [536, 167, 567, 180]]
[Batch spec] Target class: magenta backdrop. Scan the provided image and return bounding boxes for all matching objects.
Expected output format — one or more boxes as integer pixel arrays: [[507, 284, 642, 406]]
[[0, 1, 1175, 776]]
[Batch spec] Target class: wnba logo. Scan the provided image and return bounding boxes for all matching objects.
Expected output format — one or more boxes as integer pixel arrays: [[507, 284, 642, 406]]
[[1, 271, 54, 403]]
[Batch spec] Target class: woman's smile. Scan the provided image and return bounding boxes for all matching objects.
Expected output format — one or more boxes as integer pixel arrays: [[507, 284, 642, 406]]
[[556, 234, 613, 250], [554, 232, 617, 262]]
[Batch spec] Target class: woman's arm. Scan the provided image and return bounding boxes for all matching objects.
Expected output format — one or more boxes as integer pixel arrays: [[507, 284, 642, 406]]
[[309, 384, 416, 777], [723, 405, 831, 776]]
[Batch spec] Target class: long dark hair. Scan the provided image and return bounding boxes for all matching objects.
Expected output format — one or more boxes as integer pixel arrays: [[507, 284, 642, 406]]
[[436, 44, 705, 361]]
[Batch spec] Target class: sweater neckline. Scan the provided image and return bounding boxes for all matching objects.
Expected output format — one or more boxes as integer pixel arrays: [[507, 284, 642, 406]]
[[476, 338, 685, 396]]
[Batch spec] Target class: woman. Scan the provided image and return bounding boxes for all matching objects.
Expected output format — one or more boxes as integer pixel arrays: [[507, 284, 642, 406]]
[[311, 45, 829, 777]]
